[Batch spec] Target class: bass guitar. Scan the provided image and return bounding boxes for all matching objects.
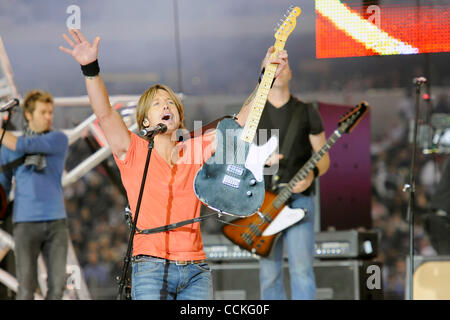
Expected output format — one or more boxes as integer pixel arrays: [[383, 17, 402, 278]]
[[222, 102, 370, 256], [194, 6, 301, 217]]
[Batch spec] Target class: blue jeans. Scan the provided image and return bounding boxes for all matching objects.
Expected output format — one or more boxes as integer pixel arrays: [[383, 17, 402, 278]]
[[259, 193, 316, 300], [131, 255, 213, 300]]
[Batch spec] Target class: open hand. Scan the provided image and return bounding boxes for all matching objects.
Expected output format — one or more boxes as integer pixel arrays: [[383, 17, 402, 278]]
[[59, 29, 100, 66]]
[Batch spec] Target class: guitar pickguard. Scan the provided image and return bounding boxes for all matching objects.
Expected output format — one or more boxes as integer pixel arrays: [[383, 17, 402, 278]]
[[245, 136, 278, 182], [262, 206, 306, 236]]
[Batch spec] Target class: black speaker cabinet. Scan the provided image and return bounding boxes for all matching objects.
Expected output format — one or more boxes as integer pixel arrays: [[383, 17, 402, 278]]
[[314, 260, 383, 300], [210, 262, 289, 300], [210, 259, 383, 300]]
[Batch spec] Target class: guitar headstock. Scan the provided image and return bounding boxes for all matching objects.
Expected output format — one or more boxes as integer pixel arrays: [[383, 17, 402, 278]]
[[338, 101, 370, 134], [274, 6, 301, 42]]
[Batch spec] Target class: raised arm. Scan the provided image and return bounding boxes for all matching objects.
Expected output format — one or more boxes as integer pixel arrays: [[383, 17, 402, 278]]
[[59, 29, 130, 160], [235, 46, 288, 127]]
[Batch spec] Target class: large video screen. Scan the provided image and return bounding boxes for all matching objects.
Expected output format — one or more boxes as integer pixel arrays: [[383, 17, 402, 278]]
[[316, 0, 450, 58]]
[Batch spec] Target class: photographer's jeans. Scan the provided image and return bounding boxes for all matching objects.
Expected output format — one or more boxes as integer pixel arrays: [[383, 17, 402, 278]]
[[259, 193, 316, 300]]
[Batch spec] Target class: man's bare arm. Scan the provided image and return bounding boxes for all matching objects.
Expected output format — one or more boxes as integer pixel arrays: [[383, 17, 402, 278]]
[[235, 84, 259, 127], [59, 29, 130, 159]]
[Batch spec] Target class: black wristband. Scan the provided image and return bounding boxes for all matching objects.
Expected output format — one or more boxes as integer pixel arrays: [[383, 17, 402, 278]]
[[81, 60, 100, 77], [313, 166, 319, 178], [258, 67, 275, 88]]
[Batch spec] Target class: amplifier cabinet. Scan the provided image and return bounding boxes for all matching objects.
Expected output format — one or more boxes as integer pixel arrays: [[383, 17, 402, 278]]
[[314, 260, 383, 300], [314, 230, 378, 259], [204, 230, 379, 262], [209, 259, 383, 300]]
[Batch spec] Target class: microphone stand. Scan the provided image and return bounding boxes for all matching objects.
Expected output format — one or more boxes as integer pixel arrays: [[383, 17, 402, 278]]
[[404, 78, 425, 300], [117, 134, 155, 300]]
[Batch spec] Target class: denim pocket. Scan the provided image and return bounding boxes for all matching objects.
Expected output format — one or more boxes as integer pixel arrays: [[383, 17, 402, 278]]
[[133, 259, 163, 275], [193, 263, 211, 273]]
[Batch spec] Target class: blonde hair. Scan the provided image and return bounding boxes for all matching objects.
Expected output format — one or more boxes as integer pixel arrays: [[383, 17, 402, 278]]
[[22, 90, 53, 122], [136, 84, 184, 131]]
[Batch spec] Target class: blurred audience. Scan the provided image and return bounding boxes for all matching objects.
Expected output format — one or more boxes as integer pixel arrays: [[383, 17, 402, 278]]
[[370, 92, 448, 299]]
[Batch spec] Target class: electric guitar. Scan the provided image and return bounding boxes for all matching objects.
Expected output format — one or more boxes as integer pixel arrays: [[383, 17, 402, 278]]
[[194, 6, 302, 217], [222, 102, 370, 256]]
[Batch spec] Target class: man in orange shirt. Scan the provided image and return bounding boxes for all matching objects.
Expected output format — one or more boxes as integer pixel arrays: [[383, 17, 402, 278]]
[[60, 29, 287, 300]]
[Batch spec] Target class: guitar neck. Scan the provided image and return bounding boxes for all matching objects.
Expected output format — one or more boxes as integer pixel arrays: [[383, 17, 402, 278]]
[[241, 40, 286, 144], [272, 129, 342, 209]]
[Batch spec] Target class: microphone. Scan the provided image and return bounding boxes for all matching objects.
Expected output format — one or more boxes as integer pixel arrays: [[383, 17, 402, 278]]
[[139, 123, 168, 137], [0, 98, 19, 112], [413, 77, 427, 85]]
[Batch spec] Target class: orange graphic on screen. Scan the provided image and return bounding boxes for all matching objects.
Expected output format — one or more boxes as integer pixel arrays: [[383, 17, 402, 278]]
[[316, 0, 450, 58]]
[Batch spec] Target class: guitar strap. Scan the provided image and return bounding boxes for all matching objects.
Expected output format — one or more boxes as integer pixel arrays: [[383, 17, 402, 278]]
[[270, 101, 303, 191], [135, 212, 218, 235], [188, 115, 234, 140], [0, 155, 26, 174]]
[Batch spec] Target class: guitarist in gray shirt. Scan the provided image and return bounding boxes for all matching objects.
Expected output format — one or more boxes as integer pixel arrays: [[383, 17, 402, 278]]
[[258, 59, 330, 300]]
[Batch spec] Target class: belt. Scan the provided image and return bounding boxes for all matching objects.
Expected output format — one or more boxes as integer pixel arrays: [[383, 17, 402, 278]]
[[133, 254, 206, 266]]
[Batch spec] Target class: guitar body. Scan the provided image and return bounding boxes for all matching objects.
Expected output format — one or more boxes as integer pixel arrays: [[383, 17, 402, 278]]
[[222, 191, 282, 257], [194, 118, 277, 217]]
